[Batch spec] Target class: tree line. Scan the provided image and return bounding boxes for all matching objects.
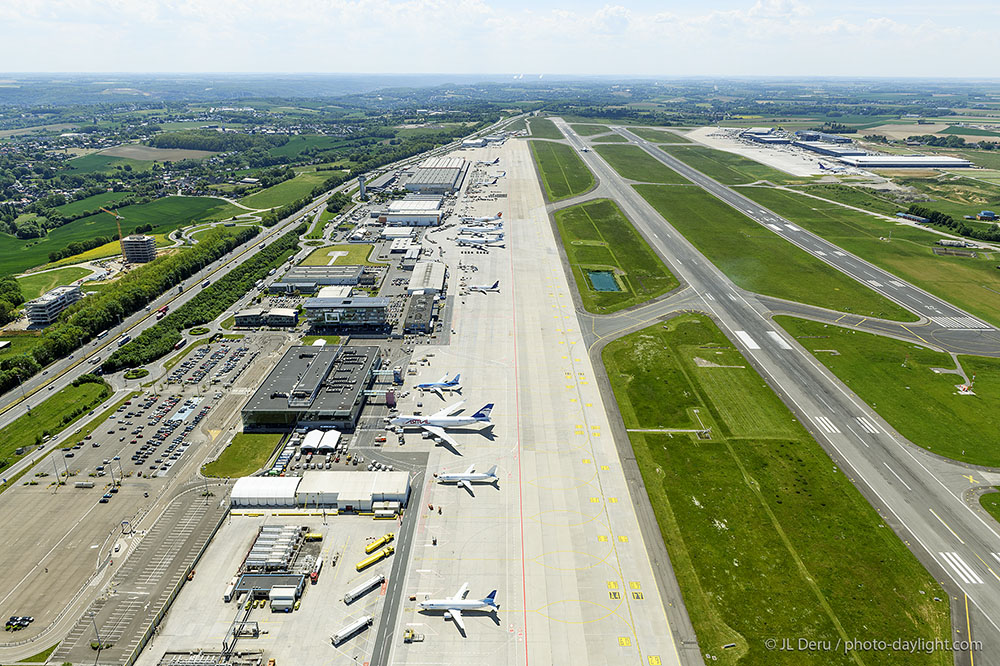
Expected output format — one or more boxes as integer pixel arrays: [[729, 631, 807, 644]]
[[0, 276, 25, 326], [907, 205, 1000, 242], [148, 130, 290, 153], [0, 226, 259, 397], [102, 225, 304, 372]]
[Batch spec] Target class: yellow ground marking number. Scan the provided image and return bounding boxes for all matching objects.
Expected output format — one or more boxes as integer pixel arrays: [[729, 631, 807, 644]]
[[618, 637, 632, 647]]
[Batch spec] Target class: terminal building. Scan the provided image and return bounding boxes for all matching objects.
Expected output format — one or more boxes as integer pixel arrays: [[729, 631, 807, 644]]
[[303, 296, 389, 329], [795, 130, 853, 144], [120, 234, 157, 263], [407, 261, 447, 295], [793, 141, 866, 157], [838, 155, 973, 169], [242, 344, 381, 431], [25, 285, 82, 326]]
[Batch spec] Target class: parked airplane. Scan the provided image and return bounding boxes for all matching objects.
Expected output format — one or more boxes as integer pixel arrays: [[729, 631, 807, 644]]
[[416, 373, 461, 399], [419, 583, 500, 633], [459, 222, 503, 235], [469, 281, 500, 294], [476, 157, 500, 165], [818, 161, 847, 173], [457, 233, 504, 248], [390, 401, 493, 448], [434, 465, 499, 492], [461, 212, 502, 223]]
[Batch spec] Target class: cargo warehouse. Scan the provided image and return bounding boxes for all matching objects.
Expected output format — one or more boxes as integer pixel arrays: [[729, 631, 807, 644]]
[[403, 293, 436, 333], [838, 155, 973, 168], [230, 471, 410, 511], [241, 344, 381, 431], [403, 157, 467, 194]]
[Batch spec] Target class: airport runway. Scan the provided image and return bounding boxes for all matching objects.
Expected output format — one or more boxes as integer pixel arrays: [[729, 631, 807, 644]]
[[550, 117, 1000, 665]]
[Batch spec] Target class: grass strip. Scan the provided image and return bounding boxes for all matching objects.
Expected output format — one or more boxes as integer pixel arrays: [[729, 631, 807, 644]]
[[202, 433, 283, 478], [661, 145, 808, 185], [529, 140, 594, 201], [594, 144, 690, 184]]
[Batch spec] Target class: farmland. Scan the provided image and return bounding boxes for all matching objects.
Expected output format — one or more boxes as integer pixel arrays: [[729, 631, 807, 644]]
[[97, 144, 217, 161], [240, 171, 331, 209], [53, 191, 133, 217]]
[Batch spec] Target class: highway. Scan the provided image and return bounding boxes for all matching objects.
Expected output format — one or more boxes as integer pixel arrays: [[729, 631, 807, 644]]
[[552, 117, 1000, 665]]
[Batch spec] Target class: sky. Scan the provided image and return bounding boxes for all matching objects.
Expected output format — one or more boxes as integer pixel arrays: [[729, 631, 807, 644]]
[[2, 0, 998, 77]]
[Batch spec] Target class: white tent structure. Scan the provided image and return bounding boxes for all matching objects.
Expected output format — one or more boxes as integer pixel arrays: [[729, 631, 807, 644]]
[[231, 477, 301, 507], [300, 429, 323, 454], [317, 430, 342, 453]]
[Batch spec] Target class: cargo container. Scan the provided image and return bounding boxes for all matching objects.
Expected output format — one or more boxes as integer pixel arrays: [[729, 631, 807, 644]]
[[356, 545, 393, 572], [365, 533, 395, 554], [344, 574, 384, 604], [332, 616, 373, 645]]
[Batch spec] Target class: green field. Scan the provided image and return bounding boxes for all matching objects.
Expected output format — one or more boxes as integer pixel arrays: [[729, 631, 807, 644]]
[[529, 140, 595, 201], [594, 144, 690, 184], [300, 243, 380, 266], [16, 267, 90, 299], [602, 314, 949, 666], [53, 191, 133, 216], [776, 316, 1000, 466], [939, 126, 1000, 137], [47, 233, 170, 268], [0, 333, 42, 364], [202, 433, 283, 478], [661, 145, 808, 185], [0, 379, 111, 475], [982, 492, 1000, 524], [240, 171, 330, 209], [0, 196, 238, 275], [570, 124, 610, 136], [630, 127, 692, 143], [738, 186, 1000, 327], [787, 183, 903, 216], [553, 199, 677, 312], [266, 135, 346, 158], [590, 134, 628, 143], [527, 118, 564, 140], [635, 185, 915, 320], [64, 153, 152, 174], [21, 641, 60, 663]]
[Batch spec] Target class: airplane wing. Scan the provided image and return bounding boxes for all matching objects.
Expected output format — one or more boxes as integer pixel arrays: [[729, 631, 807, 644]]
[[463, 465, 476, 475], [450, 608, 466, 632], [424, 425, 460, 449], [436, 374, 449, 384], [459, 479, 472, 492], [455, 582, 470, 600], [432, 400, 465, 418], [430, 386, 443, 399]]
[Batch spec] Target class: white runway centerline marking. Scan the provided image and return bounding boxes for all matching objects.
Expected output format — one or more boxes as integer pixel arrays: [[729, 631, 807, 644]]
[[833, 250, 845, 256], [814, 250, 827, 256], [882, 462, 912, 491], [734, 330, 760, 349], [766, 331, 792, 350], [940, 552, 983, 585], [785, 224, 800, 231], [813, 416, 840, 434]]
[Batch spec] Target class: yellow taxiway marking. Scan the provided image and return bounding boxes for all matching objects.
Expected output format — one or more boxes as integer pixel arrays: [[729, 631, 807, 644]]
[[618, 535, 629, 543], [929, 508, 965, 545], [610, 591, 621, 600], [901, 324, 933, 346], [963, 474, 978, 484], [607, 581, 619, 589], [632, 591, 644, 600], [966, 594, 975, 666], [973, 552, 1000, 583], [600, 465, 610, 471], [608, 497, 618, 504], [582, 458, 592, 464], [598, 535, 609, 542], [618, 636, 632, 647], [649, 657, 662, 665], [629, 581, 641, 589]]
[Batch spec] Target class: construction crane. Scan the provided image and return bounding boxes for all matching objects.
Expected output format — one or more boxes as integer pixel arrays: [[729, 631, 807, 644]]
[[99, 208, 127, 262]]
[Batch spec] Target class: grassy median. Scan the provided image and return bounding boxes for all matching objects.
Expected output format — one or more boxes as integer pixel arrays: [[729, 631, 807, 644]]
[[553, 199, 677, 312], [529, 140, 594, 201], [594, 144, 690, 184], [635, 184, 916, 321], [526, 117, 564, 139], [661, 145, 807, 185], [775, 316, 1000, 467], [603, 314, 950, 665], [202, 433, 283, 478]]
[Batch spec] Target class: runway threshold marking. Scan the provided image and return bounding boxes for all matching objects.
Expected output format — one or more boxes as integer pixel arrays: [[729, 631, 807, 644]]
[[940, 551, 983, 584], [766, 331, 792, 350], [813, 416, 840, 434], [855, 417, 880, 434]]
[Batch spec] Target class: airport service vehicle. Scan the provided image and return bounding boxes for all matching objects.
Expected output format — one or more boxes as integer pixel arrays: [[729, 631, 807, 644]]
[[390, 401, 493, 449], [344, 574, 385, 604], [118, 335, 131, 347], [356, 545, 394, 572], [418, 583, 500, 633], [365, 533, 395, 554], [415, 373, 461, 399], [461, 212, 502, 224], [332, 615, 373, 645], [74, 481, 95, 489], [469, 281, 500, 294], [434, 465, 499, 492], [459, 222, 503, 235], [310, 557, 323, 584], [457, 233, 504, 248]]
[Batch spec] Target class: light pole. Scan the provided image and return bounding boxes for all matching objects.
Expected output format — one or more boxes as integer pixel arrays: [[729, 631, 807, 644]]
[[90, 611, 103, 653]]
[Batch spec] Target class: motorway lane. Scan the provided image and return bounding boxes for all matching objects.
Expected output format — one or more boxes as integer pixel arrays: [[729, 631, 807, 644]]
[[553, 117, 1000, 664]]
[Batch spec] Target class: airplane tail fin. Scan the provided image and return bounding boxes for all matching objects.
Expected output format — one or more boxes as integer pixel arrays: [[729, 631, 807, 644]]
[[490, 281, 499, 289], [451, 373, 460, 384], [484, 590, 499, 607], [472, 403, 494, 420], [486, 465, 498, 477], [496, 212, 502, 219]]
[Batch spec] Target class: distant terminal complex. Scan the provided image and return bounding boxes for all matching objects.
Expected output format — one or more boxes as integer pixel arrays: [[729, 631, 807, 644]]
[[121, 234, 157, 263], [403, 157, 467, 194], [242, 344, 381, 431], [839, 155, 973, 169], [25, 284, 82, 326], [793, 141, 866, 157], [303, 297, 390, 329], [231, 471, 410, 511], [795, 130, 853, 143]]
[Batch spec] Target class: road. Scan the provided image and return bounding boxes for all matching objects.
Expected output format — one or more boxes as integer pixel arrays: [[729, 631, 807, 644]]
[[551, 117, 1000, 665]]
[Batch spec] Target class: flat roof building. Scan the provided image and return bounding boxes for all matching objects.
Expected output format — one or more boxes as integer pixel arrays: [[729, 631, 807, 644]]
[[25, 285, 82, 326], [403, 293, 435, 333], [407, 261, 447, 295], [234, 308, 299, 327], [793, 141, 866, 157], [462, 138, 486, 148], [295, 471, 410, 511], [284, 265, 364, 286], [231, 477, 301, 507], [303, 296, 390, 329], [242, 344, 381, 431], [389, 237, 415, 253], [366, 171, 398, 192], [269, 281, 317, 294], [420, 157, 466, 170], [381, 227, 415, 239], [748, 135, 790, 144], [383, 197, 443, 226], [839, 155, 973, 168], [121, 234, 157, 263], [317, 285, 353, 299], [403, 160, 466, 194]]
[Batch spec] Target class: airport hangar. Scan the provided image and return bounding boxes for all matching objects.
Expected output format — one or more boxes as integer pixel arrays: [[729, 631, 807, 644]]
[[241, 344, 381, 432], [230, 471, 410, 511]]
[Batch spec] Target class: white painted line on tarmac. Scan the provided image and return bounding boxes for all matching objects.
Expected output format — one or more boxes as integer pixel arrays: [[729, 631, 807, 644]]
[[734, 330, 760, 349], [785, 224, 800, 231], [856, 416, 880, 434], [766, 331, 792, 350], [813, 416, 840, 434], [883, 462, 912, 491], [767, 223, 782, 232], [833, 250, 845, 256], [815, 250, 827, 256], [941, 551, 983, 584]]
